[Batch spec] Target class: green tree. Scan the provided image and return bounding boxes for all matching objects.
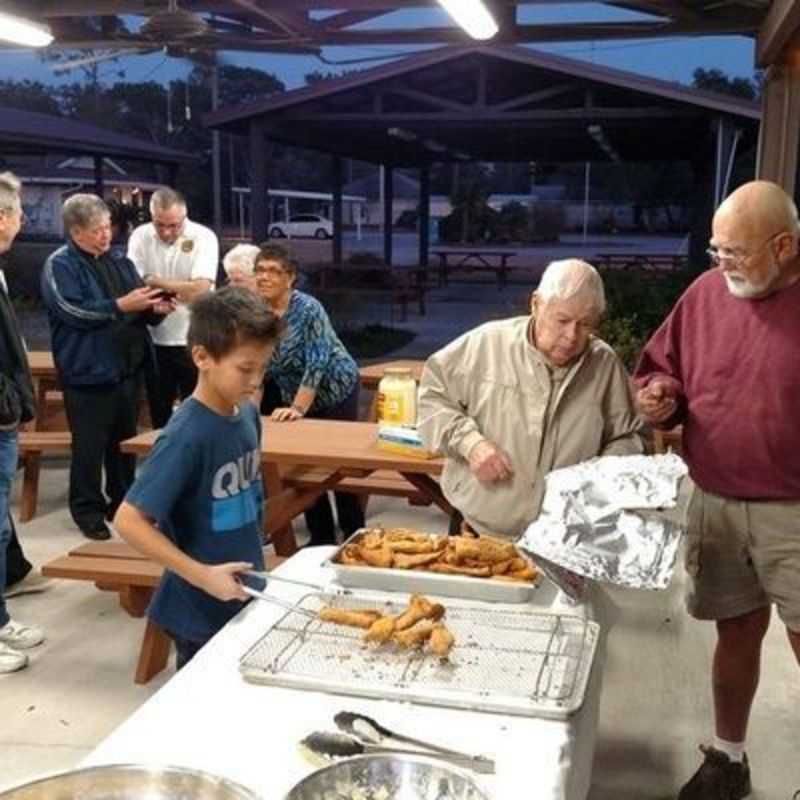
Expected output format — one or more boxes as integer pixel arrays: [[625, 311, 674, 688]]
[[0, 80, 62, 115], [691, 68, 760, 100]]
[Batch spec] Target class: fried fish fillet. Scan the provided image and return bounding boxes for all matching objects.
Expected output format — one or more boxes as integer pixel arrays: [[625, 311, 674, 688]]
[[363, 615, 397, 644], [359, 544, 394, 568], [393, 551, 442, 569], [395, 594, 445, 630], [393, 619, 435, 649], [319, 607, 382, 629], [428, 562, 492, 578], [429, 623, 455, 658]]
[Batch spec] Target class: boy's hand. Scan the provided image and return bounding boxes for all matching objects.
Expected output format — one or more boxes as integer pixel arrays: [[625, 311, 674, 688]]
[[199, 561, 252, 602]]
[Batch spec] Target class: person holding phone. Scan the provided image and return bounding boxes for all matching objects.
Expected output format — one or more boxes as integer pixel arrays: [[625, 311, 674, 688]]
[[127, 187, 218, 428]]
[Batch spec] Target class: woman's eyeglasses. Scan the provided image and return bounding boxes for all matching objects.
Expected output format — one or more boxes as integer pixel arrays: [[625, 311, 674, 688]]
[[254, 265, 289, 278]]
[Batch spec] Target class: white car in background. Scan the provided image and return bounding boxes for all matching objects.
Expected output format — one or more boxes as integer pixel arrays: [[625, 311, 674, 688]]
[[269, 214, 333, 239]]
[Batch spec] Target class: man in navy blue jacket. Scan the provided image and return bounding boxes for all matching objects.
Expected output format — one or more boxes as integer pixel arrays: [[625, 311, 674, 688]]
[[41, 194, 174, 540]]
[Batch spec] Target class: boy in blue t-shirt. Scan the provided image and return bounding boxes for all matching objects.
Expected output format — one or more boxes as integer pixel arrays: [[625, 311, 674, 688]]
[[114, 287, 282, 668]]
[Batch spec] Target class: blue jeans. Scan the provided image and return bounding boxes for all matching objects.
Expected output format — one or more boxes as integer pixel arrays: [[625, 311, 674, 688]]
[[0, 429, 19, 628]]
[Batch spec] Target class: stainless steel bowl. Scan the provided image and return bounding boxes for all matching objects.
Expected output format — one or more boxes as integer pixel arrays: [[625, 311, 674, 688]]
[[284, 754, 490, 800], [0, 764, 262, 800]]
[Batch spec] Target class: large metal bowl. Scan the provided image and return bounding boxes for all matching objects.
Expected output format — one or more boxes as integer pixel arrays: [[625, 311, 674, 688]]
[[284, 754, 490, 800], [0, 764, 262, 800]]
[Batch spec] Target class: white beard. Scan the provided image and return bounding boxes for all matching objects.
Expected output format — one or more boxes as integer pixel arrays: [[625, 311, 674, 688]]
[[723, 259, 781, 299]]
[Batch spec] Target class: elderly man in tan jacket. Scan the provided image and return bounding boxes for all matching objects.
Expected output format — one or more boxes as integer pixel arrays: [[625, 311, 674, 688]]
[[418, 258, 644, 539]]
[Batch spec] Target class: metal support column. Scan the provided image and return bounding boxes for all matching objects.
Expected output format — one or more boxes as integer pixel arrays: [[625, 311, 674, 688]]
[[332, 156, 344, 264], [382, 165, 394, 266], [249, 121, 268, 243], [419, 165, 431, 267]]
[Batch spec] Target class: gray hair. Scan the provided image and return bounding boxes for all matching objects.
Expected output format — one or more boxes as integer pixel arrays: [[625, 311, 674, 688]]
[[63, 194, 109, 232], [536, 258, 606, 315], [150, 186, 186, 215], [223, 243, 260, 276], [0, 171, 21, 214]]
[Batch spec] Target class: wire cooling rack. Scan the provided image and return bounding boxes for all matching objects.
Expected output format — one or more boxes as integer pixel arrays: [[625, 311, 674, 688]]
[[240, 592, 598, 719]]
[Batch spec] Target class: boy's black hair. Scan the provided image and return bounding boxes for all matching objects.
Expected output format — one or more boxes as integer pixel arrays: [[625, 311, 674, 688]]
[[188, 286, 283, 358]]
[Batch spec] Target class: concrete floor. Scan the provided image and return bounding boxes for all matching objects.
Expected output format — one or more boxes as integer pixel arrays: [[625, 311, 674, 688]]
[[1, 460, 798, 799]]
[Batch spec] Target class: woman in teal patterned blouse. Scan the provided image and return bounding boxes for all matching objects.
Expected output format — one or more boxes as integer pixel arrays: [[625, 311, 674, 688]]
[[254, 244, 364, 546]]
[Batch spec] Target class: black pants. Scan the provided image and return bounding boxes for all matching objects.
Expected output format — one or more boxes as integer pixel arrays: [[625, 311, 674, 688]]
[[146, 345, 197, 429], [63, 374, 141, 531], [304, 384, 365, 546], [5, 515, 32, 588], [170, 632, 206, 671]]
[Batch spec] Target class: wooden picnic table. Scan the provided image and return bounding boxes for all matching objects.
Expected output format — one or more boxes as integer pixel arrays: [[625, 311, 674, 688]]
[[594, 252, 688, 271], [26, 350, 60, 430], [430, 248, 517, 288], [121, 419, 449, 557]]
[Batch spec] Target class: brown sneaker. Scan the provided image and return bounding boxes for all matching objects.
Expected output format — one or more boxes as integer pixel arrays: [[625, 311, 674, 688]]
[[678, 745, 751, 800]]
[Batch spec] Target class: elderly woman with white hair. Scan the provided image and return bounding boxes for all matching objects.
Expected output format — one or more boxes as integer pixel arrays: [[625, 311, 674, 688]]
[[418, 258, 645, 538], [222, 243, 261, 291]]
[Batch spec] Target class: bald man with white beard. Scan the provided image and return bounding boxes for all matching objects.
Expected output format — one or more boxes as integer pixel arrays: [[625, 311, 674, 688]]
[[634, 180, 800, 800]]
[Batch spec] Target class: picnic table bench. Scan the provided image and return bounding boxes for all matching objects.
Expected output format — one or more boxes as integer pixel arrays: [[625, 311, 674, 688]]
[[430, 248, 517, 288], [594, 252, 688, 271], [41, 540, 285, 684], [306, 264, 431, 322]]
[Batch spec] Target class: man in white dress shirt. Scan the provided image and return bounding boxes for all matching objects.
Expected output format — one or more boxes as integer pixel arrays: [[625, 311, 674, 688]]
[[127, 187, 218, 428]]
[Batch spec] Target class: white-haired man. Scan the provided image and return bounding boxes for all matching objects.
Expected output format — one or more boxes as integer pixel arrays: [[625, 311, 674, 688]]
[[418, 258, 644, 538], [127, 187, 218, 428], [634, 180, 800, 800], [0, 171, 45, 672]]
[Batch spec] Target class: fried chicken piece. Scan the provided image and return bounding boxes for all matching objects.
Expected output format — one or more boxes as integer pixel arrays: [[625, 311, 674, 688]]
[[359, 544, 394, 568], [384, 528, 430, 543], [490, 559, 513, 575], [387, 538, 440, 555], [428, 562, 492, 578], [508, 565, 538, 581], [429, 623, 455, 658], [395, 593, 445, 630], [338, 544, 364, 566], [454, 536, 516, 564], [393, 620, 435, 649], [393, 551, 442, 570], [363, 615, 397, 644], [319, 607, 382, 629], [361, 530, 385, 550]]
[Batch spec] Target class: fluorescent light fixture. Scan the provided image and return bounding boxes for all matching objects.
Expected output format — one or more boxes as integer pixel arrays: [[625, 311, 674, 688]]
[[387, 127, 417, 142], [0, 11, 54, 47], [437, 0, 498, 41]]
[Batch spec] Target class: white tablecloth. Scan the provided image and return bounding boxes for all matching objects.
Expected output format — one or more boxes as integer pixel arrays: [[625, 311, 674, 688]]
[[83, 547, 604, 799]]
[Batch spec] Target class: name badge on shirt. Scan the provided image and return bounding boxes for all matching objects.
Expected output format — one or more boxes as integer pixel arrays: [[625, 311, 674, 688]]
[[181, 239, 194, 253]]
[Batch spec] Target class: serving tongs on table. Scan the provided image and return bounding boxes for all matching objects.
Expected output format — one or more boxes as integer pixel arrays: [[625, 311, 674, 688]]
[[330, 711, 495, 774], [301, 730, 495, 774]]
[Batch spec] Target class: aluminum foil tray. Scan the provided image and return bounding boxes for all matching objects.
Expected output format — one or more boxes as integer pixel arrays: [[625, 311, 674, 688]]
[[326, 531, 536, 604], [240, 591, 599, 720]]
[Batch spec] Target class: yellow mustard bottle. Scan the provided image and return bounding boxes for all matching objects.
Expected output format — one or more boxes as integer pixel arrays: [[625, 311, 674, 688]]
[[376, 367, 417, 426]]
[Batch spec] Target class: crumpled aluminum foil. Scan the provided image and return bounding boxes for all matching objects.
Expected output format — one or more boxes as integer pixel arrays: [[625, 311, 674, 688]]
[[519, 454, 688, 591]]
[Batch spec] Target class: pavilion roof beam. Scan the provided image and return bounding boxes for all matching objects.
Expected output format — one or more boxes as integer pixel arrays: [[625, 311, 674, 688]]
[[226, 0, 312, 39], [304, 18, 764, 46], [756, 0, 800, 66], [285, 106, 702, 122], [319, 11, 395, 30]]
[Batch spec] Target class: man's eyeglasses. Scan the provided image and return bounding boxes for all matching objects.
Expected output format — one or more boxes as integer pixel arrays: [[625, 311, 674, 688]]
[[706, 230, 786, 268]]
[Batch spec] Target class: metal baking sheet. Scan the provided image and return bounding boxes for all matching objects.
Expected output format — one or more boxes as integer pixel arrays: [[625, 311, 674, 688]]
[[240, 591, 599, 720], [326, 530, 537, 604]]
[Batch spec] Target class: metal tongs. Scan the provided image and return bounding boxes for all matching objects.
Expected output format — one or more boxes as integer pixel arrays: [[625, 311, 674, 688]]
[[237, 569, 345, 619], [332, 711, 495, 774]]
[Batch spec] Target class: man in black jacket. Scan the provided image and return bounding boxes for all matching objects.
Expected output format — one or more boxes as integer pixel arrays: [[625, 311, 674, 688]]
[[41, 194, 174, 540], [0, 171, 45, 673]]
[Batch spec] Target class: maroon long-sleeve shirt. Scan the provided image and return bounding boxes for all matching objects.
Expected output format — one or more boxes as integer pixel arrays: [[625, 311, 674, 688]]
[[634, 268, 800, 500]]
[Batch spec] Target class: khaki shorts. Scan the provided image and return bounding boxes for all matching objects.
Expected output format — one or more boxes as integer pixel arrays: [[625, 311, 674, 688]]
[[684, 486, 800, 631]]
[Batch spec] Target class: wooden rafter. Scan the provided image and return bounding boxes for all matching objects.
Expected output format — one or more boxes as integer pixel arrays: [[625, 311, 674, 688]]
[[757, 0, 800, 66]]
